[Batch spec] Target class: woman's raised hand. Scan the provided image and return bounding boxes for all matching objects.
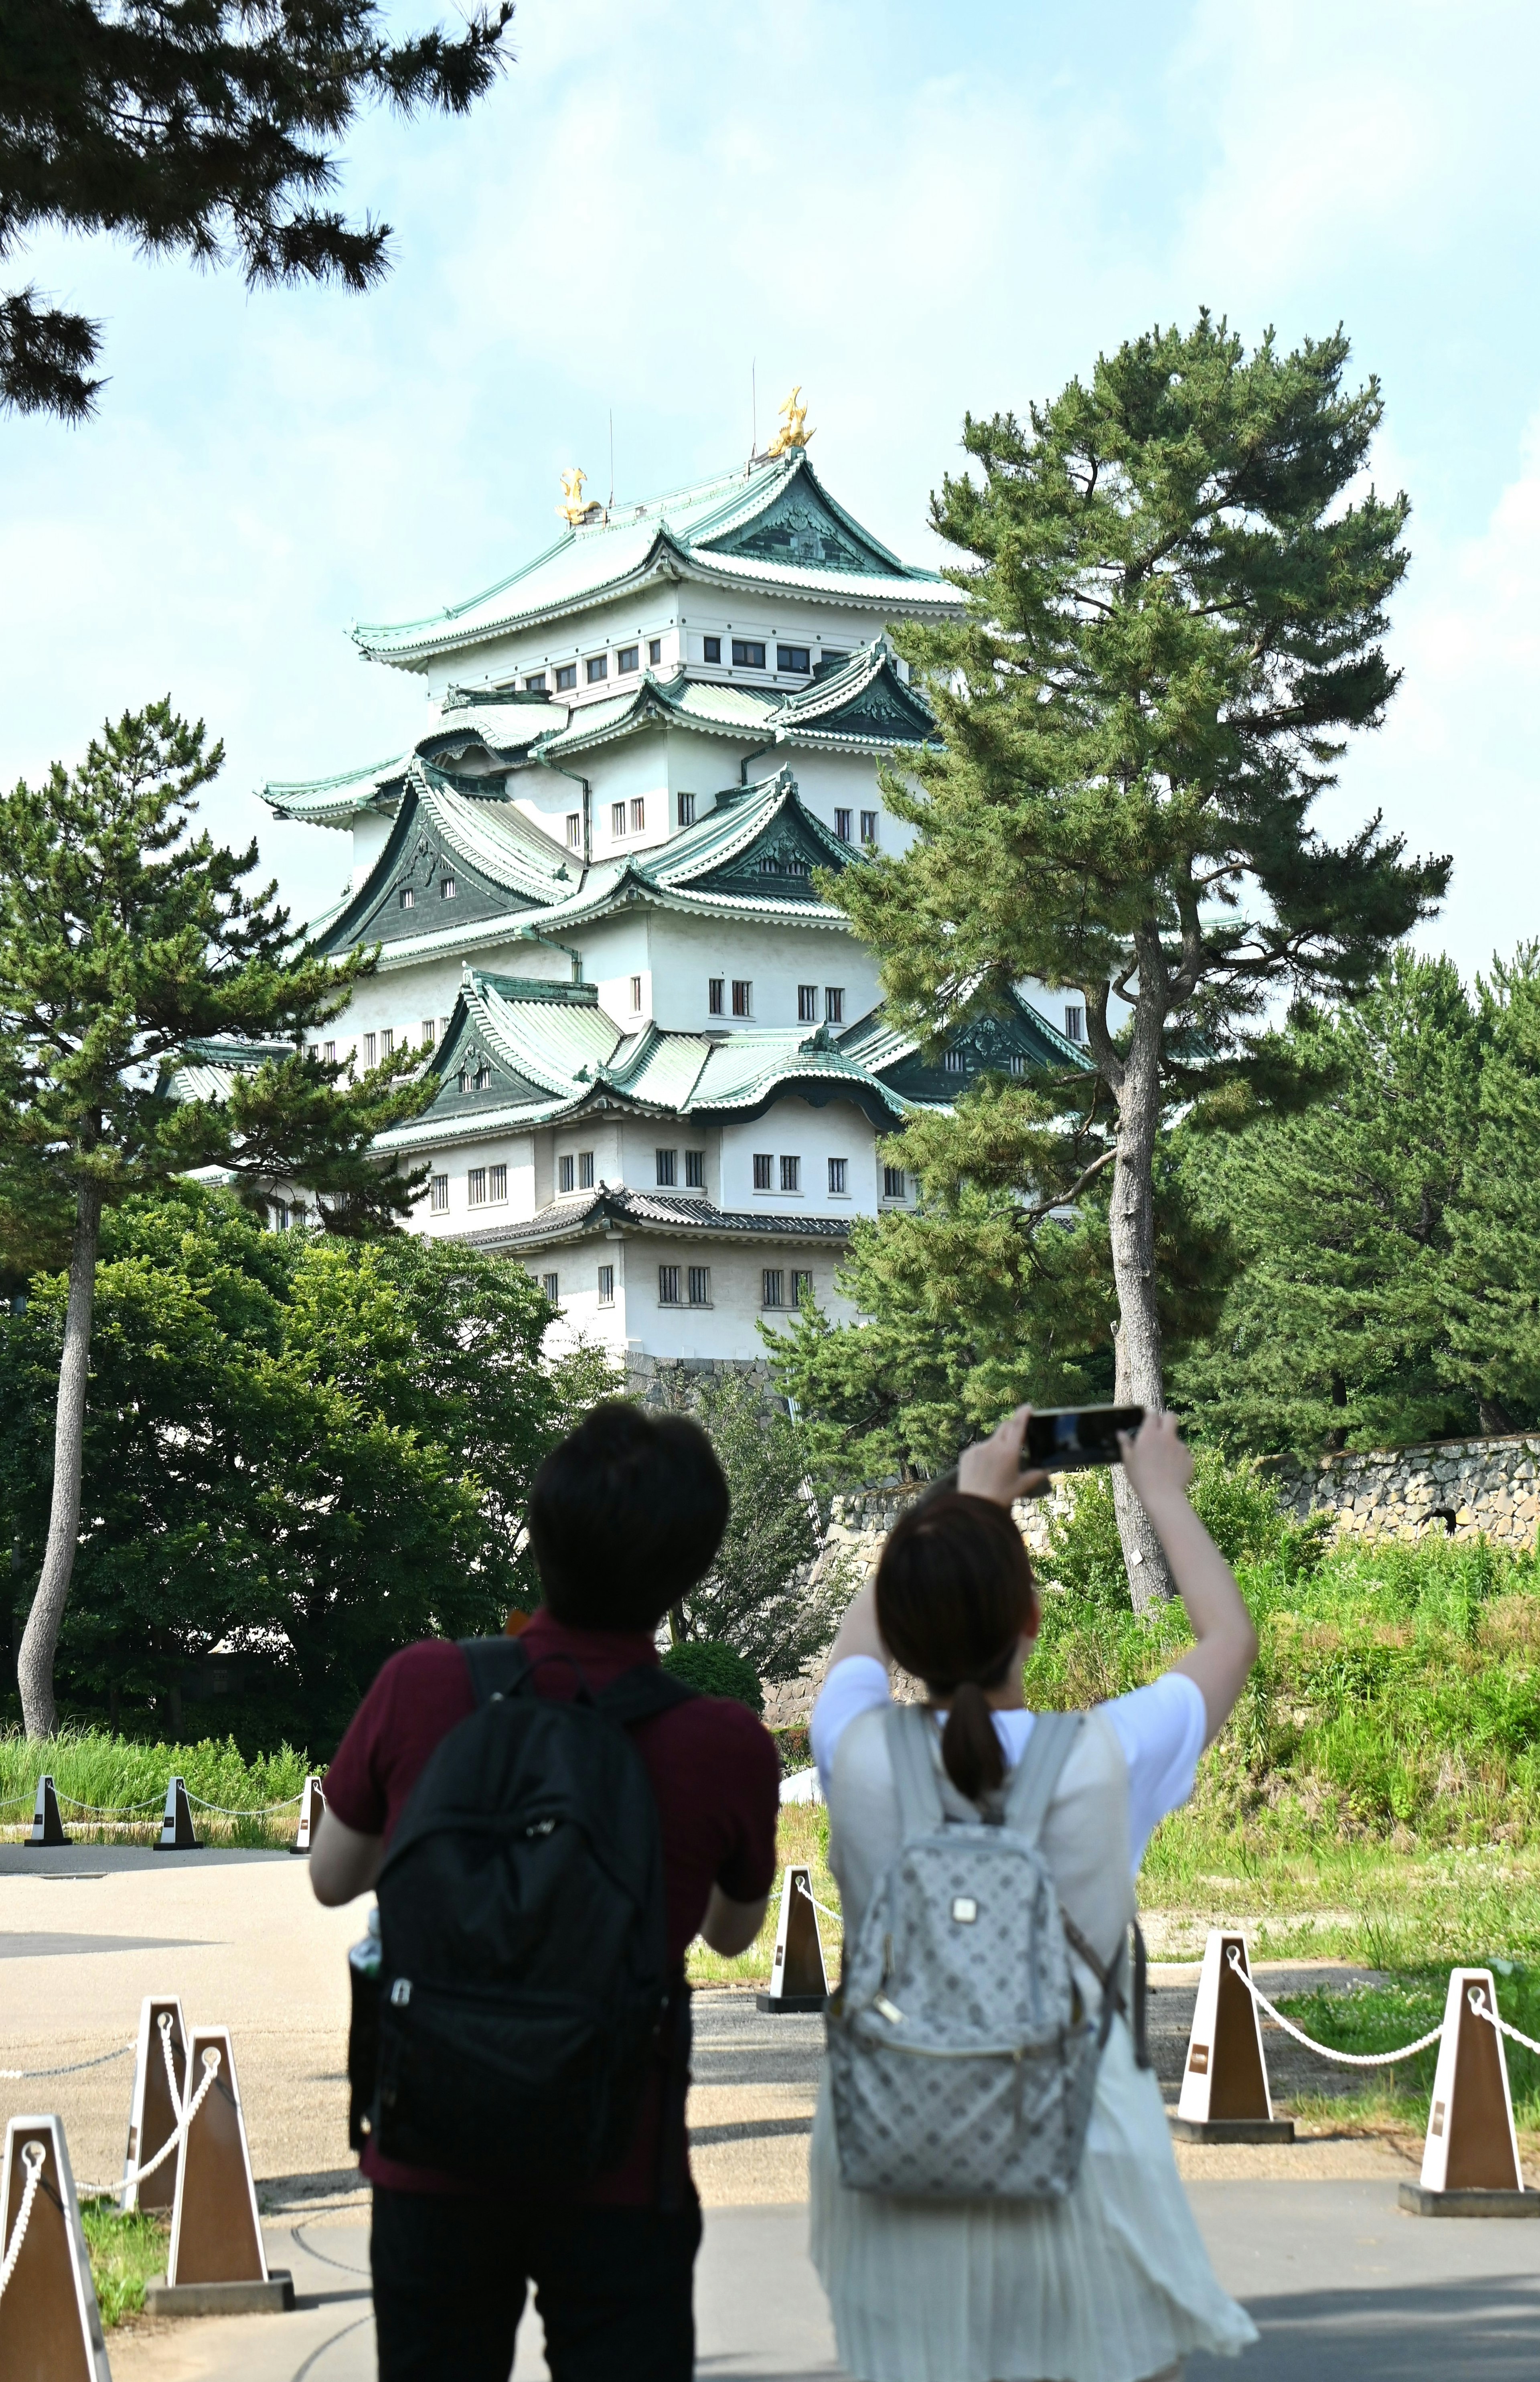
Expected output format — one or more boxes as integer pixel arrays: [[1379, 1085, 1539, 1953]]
[[957, 1407, 1049, 1507], [1118, 1408, 1195, 1512]]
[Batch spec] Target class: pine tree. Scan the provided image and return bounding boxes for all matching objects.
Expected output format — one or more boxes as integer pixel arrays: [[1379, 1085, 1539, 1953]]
[[0, 0, 510, 419], [1446, 947, 1540, 1426], [840, 316, 1448, 1607], [0, 700, 433, 1731], [1175, 953, 1486, 1454]]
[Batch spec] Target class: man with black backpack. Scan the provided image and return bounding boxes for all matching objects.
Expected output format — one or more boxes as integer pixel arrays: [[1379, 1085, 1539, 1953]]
[[310, 1401, 781, 2382]]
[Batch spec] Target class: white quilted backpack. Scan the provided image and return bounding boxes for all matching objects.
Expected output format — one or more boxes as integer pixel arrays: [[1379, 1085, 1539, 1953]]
[[826, 1704, 1141, 2200]]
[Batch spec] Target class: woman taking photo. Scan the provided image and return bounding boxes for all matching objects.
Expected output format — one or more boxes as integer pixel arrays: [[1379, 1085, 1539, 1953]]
[[808, 1407, 1259, 2382]]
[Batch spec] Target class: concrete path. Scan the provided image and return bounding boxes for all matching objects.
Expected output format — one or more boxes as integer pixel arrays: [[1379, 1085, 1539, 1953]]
[[103, 2181, 1540, 2380]]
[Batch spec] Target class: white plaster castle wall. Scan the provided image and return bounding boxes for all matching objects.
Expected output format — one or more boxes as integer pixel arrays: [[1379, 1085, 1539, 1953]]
[[718, 1095, 884, 1217], [515, 1230, 861, 1366], [645, 912, 881, 1036]]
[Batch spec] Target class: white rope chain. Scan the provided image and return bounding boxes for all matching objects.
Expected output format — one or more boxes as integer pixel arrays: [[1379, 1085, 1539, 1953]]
[[1467, 1985, 1540, 2058], [795, 1877, 843, 1927], [1224, 1948, 1447, 2067], [184, 1792, 303, 1816], [0, 2142, 46, 2302], [0, 2040, 136, 2082], [77, 2031, 224, 2203]]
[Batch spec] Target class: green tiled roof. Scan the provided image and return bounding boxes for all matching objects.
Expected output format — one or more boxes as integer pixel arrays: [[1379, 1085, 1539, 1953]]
[[314, 769, 574, 959], [264, 753, 411, 829], [838, 986, 1090, 1092], [352, 454, 962, 672]]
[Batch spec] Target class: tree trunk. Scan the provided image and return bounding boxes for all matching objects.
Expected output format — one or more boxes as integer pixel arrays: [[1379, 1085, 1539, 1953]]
[[18, 1181, 102, 1737], [1108, 993, 1177, 1616]]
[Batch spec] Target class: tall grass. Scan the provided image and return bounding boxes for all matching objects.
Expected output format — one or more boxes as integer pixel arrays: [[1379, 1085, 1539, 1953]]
[[0, 1731, 311, 1844]]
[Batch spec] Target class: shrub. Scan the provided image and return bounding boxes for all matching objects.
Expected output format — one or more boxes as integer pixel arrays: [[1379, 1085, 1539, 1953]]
[[661, 1640, 764, 1713]]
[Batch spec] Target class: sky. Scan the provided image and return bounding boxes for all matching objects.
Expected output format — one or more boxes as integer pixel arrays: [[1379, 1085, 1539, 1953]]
[[2, 0, 1536, 974]]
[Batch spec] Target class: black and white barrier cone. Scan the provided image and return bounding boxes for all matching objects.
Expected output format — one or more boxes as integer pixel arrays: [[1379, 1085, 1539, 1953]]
[[756, 1865, 829, 2013], [290, 1774, 325, 1856], [1170, 1929, 1295, 2144], [1399, 1968, 1538, 2216], [0, 2114, 112, 2379], [26, 1775, 70, 1850], [122, 1997, 188, 2213], [155, 1776, 201, 1852], [148, 2025, 293, 2315]]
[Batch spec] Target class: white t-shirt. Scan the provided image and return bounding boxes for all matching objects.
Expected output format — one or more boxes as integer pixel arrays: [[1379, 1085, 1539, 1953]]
[[810, 1656, 1206, 1875]]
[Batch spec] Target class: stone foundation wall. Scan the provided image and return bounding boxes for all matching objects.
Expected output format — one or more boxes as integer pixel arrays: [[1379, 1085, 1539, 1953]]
[[1273, 1433, 1540, 1551]]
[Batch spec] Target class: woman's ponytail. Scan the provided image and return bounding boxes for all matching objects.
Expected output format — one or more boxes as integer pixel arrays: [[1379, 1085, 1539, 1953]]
[[939, 1678, 1007, 1802]]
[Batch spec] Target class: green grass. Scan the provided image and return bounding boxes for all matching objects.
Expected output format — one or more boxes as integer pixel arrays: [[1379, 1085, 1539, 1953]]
[[79, 2201, 168, 2327], [0, 1730, 311, 1845]]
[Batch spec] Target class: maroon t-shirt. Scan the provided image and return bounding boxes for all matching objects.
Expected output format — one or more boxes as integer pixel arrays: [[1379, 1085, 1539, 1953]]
[[323, 1610, 781, 2202]]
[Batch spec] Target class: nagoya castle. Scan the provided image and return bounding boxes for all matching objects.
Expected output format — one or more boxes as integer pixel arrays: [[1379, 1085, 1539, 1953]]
[[263, 395, 1083, 1372]]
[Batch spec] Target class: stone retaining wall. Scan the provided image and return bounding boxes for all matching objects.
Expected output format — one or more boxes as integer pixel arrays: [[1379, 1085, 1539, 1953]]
[[1273, 1433, 1540, 1551]]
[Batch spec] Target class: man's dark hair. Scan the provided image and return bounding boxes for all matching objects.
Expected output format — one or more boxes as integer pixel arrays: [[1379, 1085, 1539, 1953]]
[[529, 1401, 729, 1630]]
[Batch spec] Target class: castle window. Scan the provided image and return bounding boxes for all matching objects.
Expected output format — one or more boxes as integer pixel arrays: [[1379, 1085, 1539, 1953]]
[[363, 1033, 377, 1065], [430, 1174, 449, 1213], [559, 1155, 575, 1193], [566, 813, 582, 849], [835, 808, 853, 842], [579, 1150, 595, 1188], [679, 792, 696, 827], [555, 664, 577, 692], [543, 1273, 560, 1304], [780, 1155, 800, 1193], [829, 1158, 847, 1194], [617, 645, 639, 675], [475, 1063, 491, 1091], [944, 1048, 967, 1074], [732, 979, 752, 1017], [825, 987, 845, 1024], [1064, 1005, 1085, 1044], [821, 651, 848, 669], [658, 1265, 681, 1306], [420, 1020, 435, 1047], [399, 886, 414, 908], [488, 1164, 508, 1204], [612, 802, 626, 837], [586, 655, 608, 684], [753, 1153, 773, 1191], [708, 977, 724, 1016], [792, 1270, 813, 1305], [630, 798, 645, 835], [440, 875, 457, 899], [732, 639, 766, 669], [598, 1264, 614, 1305], [323, 1041, 336, 1064], [883, 1165, 907, 1201], [630, 975, 643, 1012], [381, 1028, 394, 1057], [457, 1068, 470, 1093], [762, 1268, 785, 1308], [1010, 1053, 1027, 1075], [525, 673, 547, 692], [648, 638, 662, 665], [656, 1148, 677, 1187], [798, 984, 818, 1023], [778, 645, 811, 673], [860, 811, 878, 846], [686, 1149, 705, 1188], [703, 637, 721, 663], [468, 1168, 487, 1206], [688, 1266, 711, 1306]]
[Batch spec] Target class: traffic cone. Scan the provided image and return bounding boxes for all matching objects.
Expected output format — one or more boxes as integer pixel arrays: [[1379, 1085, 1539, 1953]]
[[25, 1775, 70, 1849], [122, 1996, 188, 2213], [0, 2114, 112, 2378], [1400, 1968, 1537, 2215], [290, 1775, 325, 1856], [756, 1865, 829, 2013], [150, 2026, 293, 2313], [155, 1775, 201, 1851], [1171, 1930, 1295, 2144]]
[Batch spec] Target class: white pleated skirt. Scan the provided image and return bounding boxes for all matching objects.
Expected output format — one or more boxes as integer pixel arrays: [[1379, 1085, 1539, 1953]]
[[809, 2020, 1258, 2382]]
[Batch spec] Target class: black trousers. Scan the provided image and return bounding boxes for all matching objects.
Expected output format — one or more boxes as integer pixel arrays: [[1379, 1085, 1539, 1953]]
[[369, 2186, 703, 2382]]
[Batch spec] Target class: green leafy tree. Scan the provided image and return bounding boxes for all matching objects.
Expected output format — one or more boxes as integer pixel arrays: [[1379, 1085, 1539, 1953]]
[[768, 1077, 1230, 1486], [0, 0, 510, 420], [0, 1190, 614, 1747], [657, 1368, 848, 1684], [1446, 947, 1540, 1426], [0, 701, 434, 1733], [839, 315, 1448, 1607], [1176, 952, 1486, 1454]]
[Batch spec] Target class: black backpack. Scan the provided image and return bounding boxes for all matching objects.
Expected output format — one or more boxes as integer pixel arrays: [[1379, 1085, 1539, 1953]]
[[369, 1636, 697, 2191]]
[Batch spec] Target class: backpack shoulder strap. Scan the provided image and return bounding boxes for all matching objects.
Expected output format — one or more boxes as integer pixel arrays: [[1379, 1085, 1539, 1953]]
[[886, 1704, 946, 1838], [460, 1636, 534, 1708], [1003, 1708, 1083, 1849], [595, 1663, 699, 1730]]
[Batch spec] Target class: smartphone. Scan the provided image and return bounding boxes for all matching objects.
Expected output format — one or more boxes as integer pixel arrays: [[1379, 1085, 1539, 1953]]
[[926, 1405, 1145, 1500]]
